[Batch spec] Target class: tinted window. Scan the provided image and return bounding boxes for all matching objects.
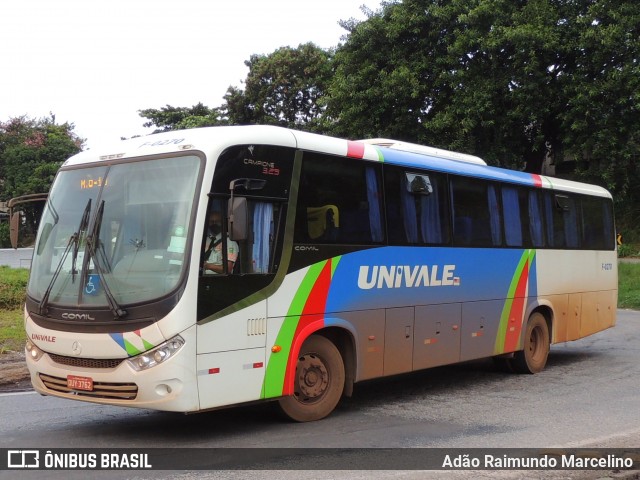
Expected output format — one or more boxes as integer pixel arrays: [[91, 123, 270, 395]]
[[544, 192, 580, 248], [581, 196, 615, 250], [385, 166, 450, 245], [451, 177, 502, 247], [295, 153, 384, 245]]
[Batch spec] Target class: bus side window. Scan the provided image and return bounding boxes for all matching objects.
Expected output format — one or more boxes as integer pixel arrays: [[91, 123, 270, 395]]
[[503, 185, 537, 248], [385, 166, 449, 245], [544, 193, 580, 248], [295, 153, 384, 245], [451, 177, 502, 247], [581, 196, 614, 250]]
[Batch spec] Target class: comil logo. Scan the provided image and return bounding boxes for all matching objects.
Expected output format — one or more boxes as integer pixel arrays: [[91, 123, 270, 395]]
[[357, 265, 460, 290], [8, 450, 39, 468]]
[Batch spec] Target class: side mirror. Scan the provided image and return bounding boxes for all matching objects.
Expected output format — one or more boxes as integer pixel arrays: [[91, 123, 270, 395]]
[[10, 212, 20, 249], [228, 197, 248, 241]]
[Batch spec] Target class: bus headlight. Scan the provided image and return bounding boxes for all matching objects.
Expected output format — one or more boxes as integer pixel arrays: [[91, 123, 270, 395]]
[[126, 335, 185, 372], [25, 339, 44, 362]]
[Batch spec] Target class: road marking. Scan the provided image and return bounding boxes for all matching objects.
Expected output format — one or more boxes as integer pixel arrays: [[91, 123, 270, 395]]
[[0, 390, 37, 398]]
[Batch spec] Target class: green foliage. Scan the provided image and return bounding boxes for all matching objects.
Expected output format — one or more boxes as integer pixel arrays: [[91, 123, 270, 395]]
[[139, 43, 334, 133], [0, 222, 9, 249], [617, 244, 637, 258], [224, 43, 334, 131], [0, 115, 84, 201], [138, 1, 640, 217], [0, 266, 29, 309], [618, 262, 640, 310], [0, 308, 26, 353], [138, 103, 227, 133], [0, 267, 29, 352], [328, 0, 640, 177]]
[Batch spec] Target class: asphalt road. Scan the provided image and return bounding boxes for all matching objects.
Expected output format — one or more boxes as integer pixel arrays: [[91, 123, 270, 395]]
[[1, 309, 639, 480]]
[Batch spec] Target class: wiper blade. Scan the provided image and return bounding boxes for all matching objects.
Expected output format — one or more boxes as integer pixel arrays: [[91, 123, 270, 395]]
[[86, 200, 127, 319], [39, 198, 92, 315], [71, 198, 92, 282]]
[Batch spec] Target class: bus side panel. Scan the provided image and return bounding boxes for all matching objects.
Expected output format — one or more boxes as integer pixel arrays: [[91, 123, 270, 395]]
[[460, 300, 505, 362], [536, 250, 617, 343], [536, 250, 617, 298], [413, 303, 461, 369], [567, 293, 582, 342], [196, 348, 266, 410], [196, 302, 268, 409], [535, 294, 570, 343], [341, 310, 385, 381], [581, 289, 617, 338], [384, 307, 414, 376]]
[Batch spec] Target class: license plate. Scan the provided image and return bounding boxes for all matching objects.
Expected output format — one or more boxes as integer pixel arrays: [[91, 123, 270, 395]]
[[67, 375, 94, 391]]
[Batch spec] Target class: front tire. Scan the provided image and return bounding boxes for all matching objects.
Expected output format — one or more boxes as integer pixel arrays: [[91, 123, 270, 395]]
[[512, 312, 550, 374], [278, 335, 345, 422]]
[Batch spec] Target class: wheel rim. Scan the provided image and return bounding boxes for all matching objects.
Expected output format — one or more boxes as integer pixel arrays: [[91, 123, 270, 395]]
[[295, 353, 329, 404], [528, 326, 544, 364]]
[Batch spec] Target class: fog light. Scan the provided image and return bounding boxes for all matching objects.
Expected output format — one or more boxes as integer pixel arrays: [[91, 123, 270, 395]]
[[155, 384, 172, 396]]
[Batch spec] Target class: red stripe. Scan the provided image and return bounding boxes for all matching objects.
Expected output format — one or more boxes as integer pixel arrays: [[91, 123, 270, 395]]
[[504, 261, 530, 352], [532, 174, 543, 188], [282, 260, 333, 395], [347, 141, 365, 159]]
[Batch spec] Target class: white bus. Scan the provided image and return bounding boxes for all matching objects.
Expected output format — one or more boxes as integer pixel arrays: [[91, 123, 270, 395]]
[[23, 126, 617, 421]]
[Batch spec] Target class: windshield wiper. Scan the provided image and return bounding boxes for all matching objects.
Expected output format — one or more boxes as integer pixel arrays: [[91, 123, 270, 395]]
[[86, 200, 127, 319], [71, 198, 92, 282], [39, 199, 92, 315]]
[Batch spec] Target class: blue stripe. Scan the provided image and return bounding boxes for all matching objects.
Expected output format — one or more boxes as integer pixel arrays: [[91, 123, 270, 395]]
[[379, 148, 537, 187]]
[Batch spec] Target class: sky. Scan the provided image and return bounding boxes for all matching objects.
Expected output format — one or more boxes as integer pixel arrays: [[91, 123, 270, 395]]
[[1, 0, 380, 149]]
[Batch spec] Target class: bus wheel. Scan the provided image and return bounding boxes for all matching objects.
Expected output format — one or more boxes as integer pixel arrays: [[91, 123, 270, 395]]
[[278, 335, 345, 422], [512, 312, 550, 374]]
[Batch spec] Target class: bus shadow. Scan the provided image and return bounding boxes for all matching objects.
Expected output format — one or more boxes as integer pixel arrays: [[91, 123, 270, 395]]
[[82, 347, 600, 443]]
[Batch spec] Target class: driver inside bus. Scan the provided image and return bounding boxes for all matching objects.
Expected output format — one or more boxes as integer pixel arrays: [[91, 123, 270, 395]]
[[203, 211, 239, 274]]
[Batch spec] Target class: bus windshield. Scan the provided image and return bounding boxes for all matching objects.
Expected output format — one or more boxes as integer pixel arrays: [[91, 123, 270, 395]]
[[28, 155, 202, 310]]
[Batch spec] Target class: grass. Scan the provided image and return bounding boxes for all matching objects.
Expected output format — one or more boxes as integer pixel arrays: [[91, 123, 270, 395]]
[[0, 308, 24, 353], [0, 266, 29, 354], [618, 262, 640, 310], [0, 262, 639, 354]]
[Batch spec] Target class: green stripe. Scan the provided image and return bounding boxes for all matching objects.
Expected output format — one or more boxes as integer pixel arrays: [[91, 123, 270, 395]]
[[330, 256, 341, 277], [124, 339, 142, 356], [494, 250, 531, 354], [262, 260, 327, 398], [373, 146, 385, 162]]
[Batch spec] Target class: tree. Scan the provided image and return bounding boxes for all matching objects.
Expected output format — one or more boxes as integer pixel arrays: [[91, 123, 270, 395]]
[[327, 2, 447, 142], [0, 115, 84, 200], [223, 43, 334, 132], [328, 0, 640, 187], [140, 44, 334, 134], [559, 0, 640, 214], [138, 103, 226, 133], [0, 115, 84, 247]]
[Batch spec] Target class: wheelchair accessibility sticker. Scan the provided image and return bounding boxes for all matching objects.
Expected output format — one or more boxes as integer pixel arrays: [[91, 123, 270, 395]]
[[85, 274, 100, 296]]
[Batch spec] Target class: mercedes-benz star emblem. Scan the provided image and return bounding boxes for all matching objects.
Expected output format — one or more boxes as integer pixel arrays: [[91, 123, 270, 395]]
[[71, 341, 82, 356]]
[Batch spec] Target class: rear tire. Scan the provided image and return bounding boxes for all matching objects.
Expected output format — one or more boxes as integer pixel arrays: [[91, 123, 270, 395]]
[[278, 335, 345, 422], [512, 312, 550, 374]]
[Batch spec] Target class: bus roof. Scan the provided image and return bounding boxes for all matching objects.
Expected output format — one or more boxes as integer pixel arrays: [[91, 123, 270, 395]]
[[64, 125, 611, 199]]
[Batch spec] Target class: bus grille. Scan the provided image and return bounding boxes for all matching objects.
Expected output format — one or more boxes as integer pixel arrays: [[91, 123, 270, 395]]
[[39, 374, 138, 400], [48, 353, 124, 369]]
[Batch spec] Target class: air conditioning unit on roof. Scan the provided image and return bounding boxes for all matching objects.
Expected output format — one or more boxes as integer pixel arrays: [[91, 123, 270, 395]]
[[361, 138, 487, 166]]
